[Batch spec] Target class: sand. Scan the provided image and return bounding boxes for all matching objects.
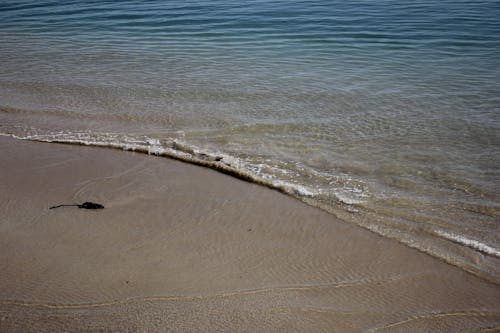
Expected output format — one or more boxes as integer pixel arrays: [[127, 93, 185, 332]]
[[0, 136, 499, 332]]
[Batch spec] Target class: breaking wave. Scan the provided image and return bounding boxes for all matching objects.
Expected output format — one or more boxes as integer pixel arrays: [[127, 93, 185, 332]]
[[1, 131, 323, 202], [434, 230, 500, 258]]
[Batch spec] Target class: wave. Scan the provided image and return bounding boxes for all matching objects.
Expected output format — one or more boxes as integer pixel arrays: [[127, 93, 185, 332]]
[[434, 230, 500, 257], [0, 131, 320, 201]]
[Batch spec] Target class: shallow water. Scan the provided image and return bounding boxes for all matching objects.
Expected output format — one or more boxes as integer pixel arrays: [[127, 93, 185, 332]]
[[0, 0, 499, 282]]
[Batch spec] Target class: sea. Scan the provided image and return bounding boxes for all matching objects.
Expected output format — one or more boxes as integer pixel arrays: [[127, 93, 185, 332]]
[[0, 0, 499, 283]]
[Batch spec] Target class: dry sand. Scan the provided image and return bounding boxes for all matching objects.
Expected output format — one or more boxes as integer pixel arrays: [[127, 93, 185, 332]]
[[0, 136, 499, 332]]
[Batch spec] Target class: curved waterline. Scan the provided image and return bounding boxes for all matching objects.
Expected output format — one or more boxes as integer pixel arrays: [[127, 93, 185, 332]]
[[2, 133, 499, 285]]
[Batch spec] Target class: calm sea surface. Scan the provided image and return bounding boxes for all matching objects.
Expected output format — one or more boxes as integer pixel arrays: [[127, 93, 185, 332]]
[[1, 0, 499, 282]]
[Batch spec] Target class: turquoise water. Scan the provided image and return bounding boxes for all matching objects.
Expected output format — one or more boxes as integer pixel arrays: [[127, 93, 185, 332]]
[[1, 0, 499, 282]]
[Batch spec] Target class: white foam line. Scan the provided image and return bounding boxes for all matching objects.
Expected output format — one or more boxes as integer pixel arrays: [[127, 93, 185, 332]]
[[434, 229, 500, 257], [271, 179, 316, 197]]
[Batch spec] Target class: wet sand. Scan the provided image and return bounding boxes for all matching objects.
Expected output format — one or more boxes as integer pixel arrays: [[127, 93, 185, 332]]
[[0, 136, 499, 332]]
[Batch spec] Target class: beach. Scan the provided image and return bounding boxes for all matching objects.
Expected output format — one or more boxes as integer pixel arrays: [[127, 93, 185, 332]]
[[2, 0, 500, 288], [0, 136, 499, 332], [1, 1, 499, 331]]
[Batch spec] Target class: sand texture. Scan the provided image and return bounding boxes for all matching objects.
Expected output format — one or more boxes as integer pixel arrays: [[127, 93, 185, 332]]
[[0, 136, 499, 332]]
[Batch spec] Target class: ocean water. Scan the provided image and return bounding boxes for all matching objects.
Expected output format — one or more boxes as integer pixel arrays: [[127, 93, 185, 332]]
[[0, 0, 499, 282]]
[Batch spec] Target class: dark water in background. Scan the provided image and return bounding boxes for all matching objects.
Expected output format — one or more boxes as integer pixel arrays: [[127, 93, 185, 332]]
[[0, 0, 499, 282]]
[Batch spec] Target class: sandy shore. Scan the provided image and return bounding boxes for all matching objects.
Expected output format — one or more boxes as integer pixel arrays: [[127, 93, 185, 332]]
[[0, 136, 499, 332]]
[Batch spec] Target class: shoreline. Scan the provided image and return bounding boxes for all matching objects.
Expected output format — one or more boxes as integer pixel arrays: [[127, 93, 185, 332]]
[[4, 132, 499, 285], [1, 136, 499, 331]]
